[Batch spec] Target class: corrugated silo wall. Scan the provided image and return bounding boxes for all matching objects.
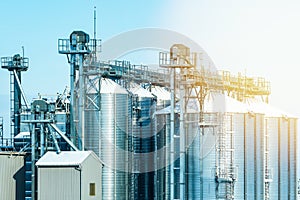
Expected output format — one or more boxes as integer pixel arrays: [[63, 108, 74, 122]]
[[155, 99, 171, 200], [267, 117, 298, 200], [155, 112, 180, 200], [84, 84, 132, 200], [199, 113, 218, 199], [185, 112, 203, 199], [288, 118, 297, 200], [198, 112, 265, 200], [234, 113, 265, 200], [129, 95, 157, 200]]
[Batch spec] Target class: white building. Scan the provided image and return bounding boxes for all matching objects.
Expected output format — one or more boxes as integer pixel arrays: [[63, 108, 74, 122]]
[[36, 151, 102, 200]]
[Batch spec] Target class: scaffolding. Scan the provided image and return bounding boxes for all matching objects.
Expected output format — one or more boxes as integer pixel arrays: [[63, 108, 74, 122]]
[[87, 60, 270, 104]]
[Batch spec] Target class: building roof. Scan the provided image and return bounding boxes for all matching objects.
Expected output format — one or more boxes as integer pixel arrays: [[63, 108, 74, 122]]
[[36, 151, 102, 167]]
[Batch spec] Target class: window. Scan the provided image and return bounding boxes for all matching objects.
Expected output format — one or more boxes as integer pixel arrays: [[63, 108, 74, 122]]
[[89, 183, 96, 196]]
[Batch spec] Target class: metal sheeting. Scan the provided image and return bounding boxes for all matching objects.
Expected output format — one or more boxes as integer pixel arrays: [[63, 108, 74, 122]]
[[130, 91, 156, 200], [267, 117, 298, 200], [151, 85, 171, 200], [288, 118, 297, 200], [185, 112, 201, 199], [38, 168, 80, 200], [0, 153, 25, 200], [156, 114, 171, 200], [238, 113, 264, 200], [84, 78, 131, 200], [198, 112, 266, 200]]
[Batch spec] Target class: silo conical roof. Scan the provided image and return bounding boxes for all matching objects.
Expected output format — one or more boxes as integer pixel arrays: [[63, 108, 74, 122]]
[[129, 84, 154, 98], [100, 78, 128, 94]]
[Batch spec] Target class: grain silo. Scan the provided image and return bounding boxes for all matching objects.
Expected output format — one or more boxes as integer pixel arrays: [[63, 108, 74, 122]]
[[151, 85, 172, 200], [197, 93, 266, 200], [84, 77, 132, 200], [246, 98, 298, 200], [128, 84, 157, 200]]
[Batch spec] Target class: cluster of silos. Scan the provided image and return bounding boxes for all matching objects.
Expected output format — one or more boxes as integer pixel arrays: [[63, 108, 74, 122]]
[[152, 91, 298, 200], [82, 74, 297, 199], [84, 78, 173, 199]]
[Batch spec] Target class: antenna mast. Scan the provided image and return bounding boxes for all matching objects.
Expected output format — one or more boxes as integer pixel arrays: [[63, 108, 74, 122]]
[[94, 6, 96, 40]]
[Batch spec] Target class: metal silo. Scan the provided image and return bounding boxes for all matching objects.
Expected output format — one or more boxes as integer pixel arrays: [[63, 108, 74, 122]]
[[233, 112, 265, 200], [247, 99, 298, 200], [128, 84, 156, 200], [198, 93, 267, 200], [155, 107, 180, 200], [151, 86, 172, 200], [288, 117, 297, 200], [185, 111, 205, 199], [84, 77, 131, 200], [265, 116, 297, 200]]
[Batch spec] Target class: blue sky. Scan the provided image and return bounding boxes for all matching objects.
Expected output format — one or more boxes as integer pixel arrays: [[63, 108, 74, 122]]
[[1, 0, 300, 135]]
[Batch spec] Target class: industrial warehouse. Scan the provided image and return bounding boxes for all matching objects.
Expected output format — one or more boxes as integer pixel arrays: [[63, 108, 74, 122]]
[[0, 28, 298, 200]]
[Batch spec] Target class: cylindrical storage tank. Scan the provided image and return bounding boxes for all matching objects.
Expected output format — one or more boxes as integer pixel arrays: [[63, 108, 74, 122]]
[[198, 112, 218, 200], [151, 87, 171, 200], [233, 112, 265, 200], [128, 85, 157, 200], [84, 78, 131, 200], [247, 99, 298, 200], [155, 108, 180, 200], [199, 93, 266, 200], [265, 116, 297, 200], [185, 111, 202, 199]]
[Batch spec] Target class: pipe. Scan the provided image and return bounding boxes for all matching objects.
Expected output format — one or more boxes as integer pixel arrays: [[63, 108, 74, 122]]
[[50, 123, 79, 151], [69, 54, 76, 146], [13, 69, 29, 108], [47, 124, 61, 154], [78, 54, 85, 150], [179, 69, 186, 199], [170, 68, 175, 200], [13, 71, 21, 137], [40, 123, 45, 156], [31, 123, 36, 200]]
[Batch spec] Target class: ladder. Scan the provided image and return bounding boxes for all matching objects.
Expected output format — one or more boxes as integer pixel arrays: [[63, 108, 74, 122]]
[[0, 117, 3, 146], [215, 114, 235, 200], [10, 72, 15, 138]]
